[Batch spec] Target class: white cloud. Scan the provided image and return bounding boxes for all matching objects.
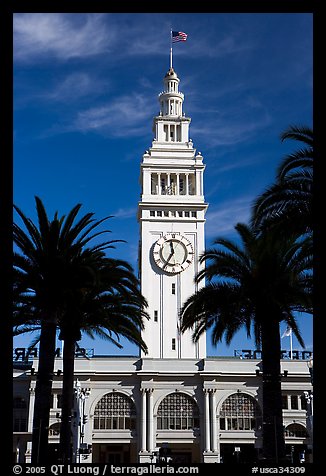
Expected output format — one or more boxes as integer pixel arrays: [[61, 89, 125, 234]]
[[191, 109, 271, 149], [205, 196, 253, 238], [14, 13, 111, 61], [111, 207, 137, 219], [72, 93, 154, 136], [38, 91, 155, 139], [44, 73, 105, 102]]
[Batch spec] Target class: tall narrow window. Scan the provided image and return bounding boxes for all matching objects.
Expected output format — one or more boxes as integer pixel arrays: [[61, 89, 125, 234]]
[[172, 338, 176, 350], [300, 395, 307, 411], [154, 310, 158, 322], [291, 395, 299, 409], [151, 174, 156, 195], [188, 176, 194, 195], [161, 178, 166, 195], [57, 394, 62, 408], [172, 283, 176, 295]]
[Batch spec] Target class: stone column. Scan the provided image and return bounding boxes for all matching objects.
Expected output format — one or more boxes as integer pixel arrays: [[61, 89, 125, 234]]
[[158, 173, 161, 195], [210, 390, 217, 452], [287, 395, 291, 410], [204, 389, 210, 452], [195, 170, 199, 196], [141, 389, 147, 452], [185, 174, 189, 195], [147, 389, 154, 453]]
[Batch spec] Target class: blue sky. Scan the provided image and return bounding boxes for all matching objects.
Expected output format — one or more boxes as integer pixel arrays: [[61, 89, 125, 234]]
[[13, 12, 313, 358]]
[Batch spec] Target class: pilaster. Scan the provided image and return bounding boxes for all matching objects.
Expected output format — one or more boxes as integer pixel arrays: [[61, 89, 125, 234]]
[[202, 385, 219, 463]]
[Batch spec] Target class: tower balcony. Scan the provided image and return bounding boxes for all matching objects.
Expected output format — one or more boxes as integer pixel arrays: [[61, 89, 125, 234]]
[[139, 194, 206, 205], [158, 91, 184, 101]]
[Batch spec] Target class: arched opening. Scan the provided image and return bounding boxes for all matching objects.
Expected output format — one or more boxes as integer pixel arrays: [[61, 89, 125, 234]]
[[220, 392, 262, 431], [156, 392, 200, 463], [219, 393, 262, 464], [92, 392, 137, 464], [284, 423, 308, 438], [157, 392, 199, 430]]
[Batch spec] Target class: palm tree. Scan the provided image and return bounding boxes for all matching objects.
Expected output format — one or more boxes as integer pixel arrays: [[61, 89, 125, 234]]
[[252, 125, 313, 237], [179, 223, 312, 462], [58, 255, 148, 463], [13, 197, 119, 463]]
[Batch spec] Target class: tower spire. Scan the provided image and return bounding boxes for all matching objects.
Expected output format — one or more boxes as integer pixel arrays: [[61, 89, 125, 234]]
[[138, 64, 207, 360]]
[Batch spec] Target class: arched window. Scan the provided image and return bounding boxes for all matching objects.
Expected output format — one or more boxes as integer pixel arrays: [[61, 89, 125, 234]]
[[93, 392, 136, 430], [284, 423, 308, 438], [157, 392, 199, 430], [49, 422, 61, 436], [220, 393, 261, 431]]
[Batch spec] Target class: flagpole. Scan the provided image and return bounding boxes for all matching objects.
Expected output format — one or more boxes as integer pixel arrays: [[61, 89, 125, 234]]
[[282, 325, 293, 359], [170, 29, 173, 69]]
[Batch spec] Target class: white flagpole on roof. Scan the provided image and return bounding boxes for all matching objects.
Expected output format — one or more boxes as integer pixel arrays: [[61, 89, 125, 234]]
[[170, 29, 173, 69], [281, 325, 293, 359]]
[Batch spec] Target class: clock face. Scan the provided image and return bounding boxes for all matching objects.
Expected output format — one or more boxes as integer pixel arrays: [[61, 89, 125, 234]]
[[153, 233, 194, 274]]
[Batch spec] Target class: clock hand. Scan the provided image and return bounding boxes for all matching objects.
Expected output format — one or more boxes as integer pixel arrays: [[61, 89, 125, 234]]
[[163, 241, 176, 266], [164, 251, 175, 267], [173, 240, 184, 263]]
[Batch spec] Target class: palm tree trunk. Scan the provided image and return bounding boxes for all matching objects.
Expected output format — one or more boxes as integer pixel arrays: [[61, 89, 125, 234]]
[[31, 319, 57, 464], [59, 334, 76, 463], [261, 314, 286, 463]]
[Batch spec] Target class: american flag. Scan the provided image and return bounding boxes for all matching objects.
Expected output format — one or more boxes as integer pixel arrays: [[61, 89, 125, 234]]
[[172, 31, 188, 42]]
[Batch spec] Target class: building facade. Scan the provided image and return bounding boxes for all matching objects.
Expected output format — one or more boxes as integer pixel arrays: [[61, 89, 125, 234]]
[[13, 353, 313, 464], [13, 66, 313, 464]]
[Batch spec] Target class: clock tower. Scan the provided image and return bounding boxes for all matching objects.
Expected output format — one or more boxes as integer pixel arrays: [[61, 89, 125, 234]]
[[138, 67, 208, 359]]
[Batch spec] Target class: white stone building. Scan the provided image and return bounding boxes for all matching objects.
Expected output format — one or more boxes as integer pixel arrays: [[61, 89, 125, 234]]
[[13, 66, 313, 464]]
